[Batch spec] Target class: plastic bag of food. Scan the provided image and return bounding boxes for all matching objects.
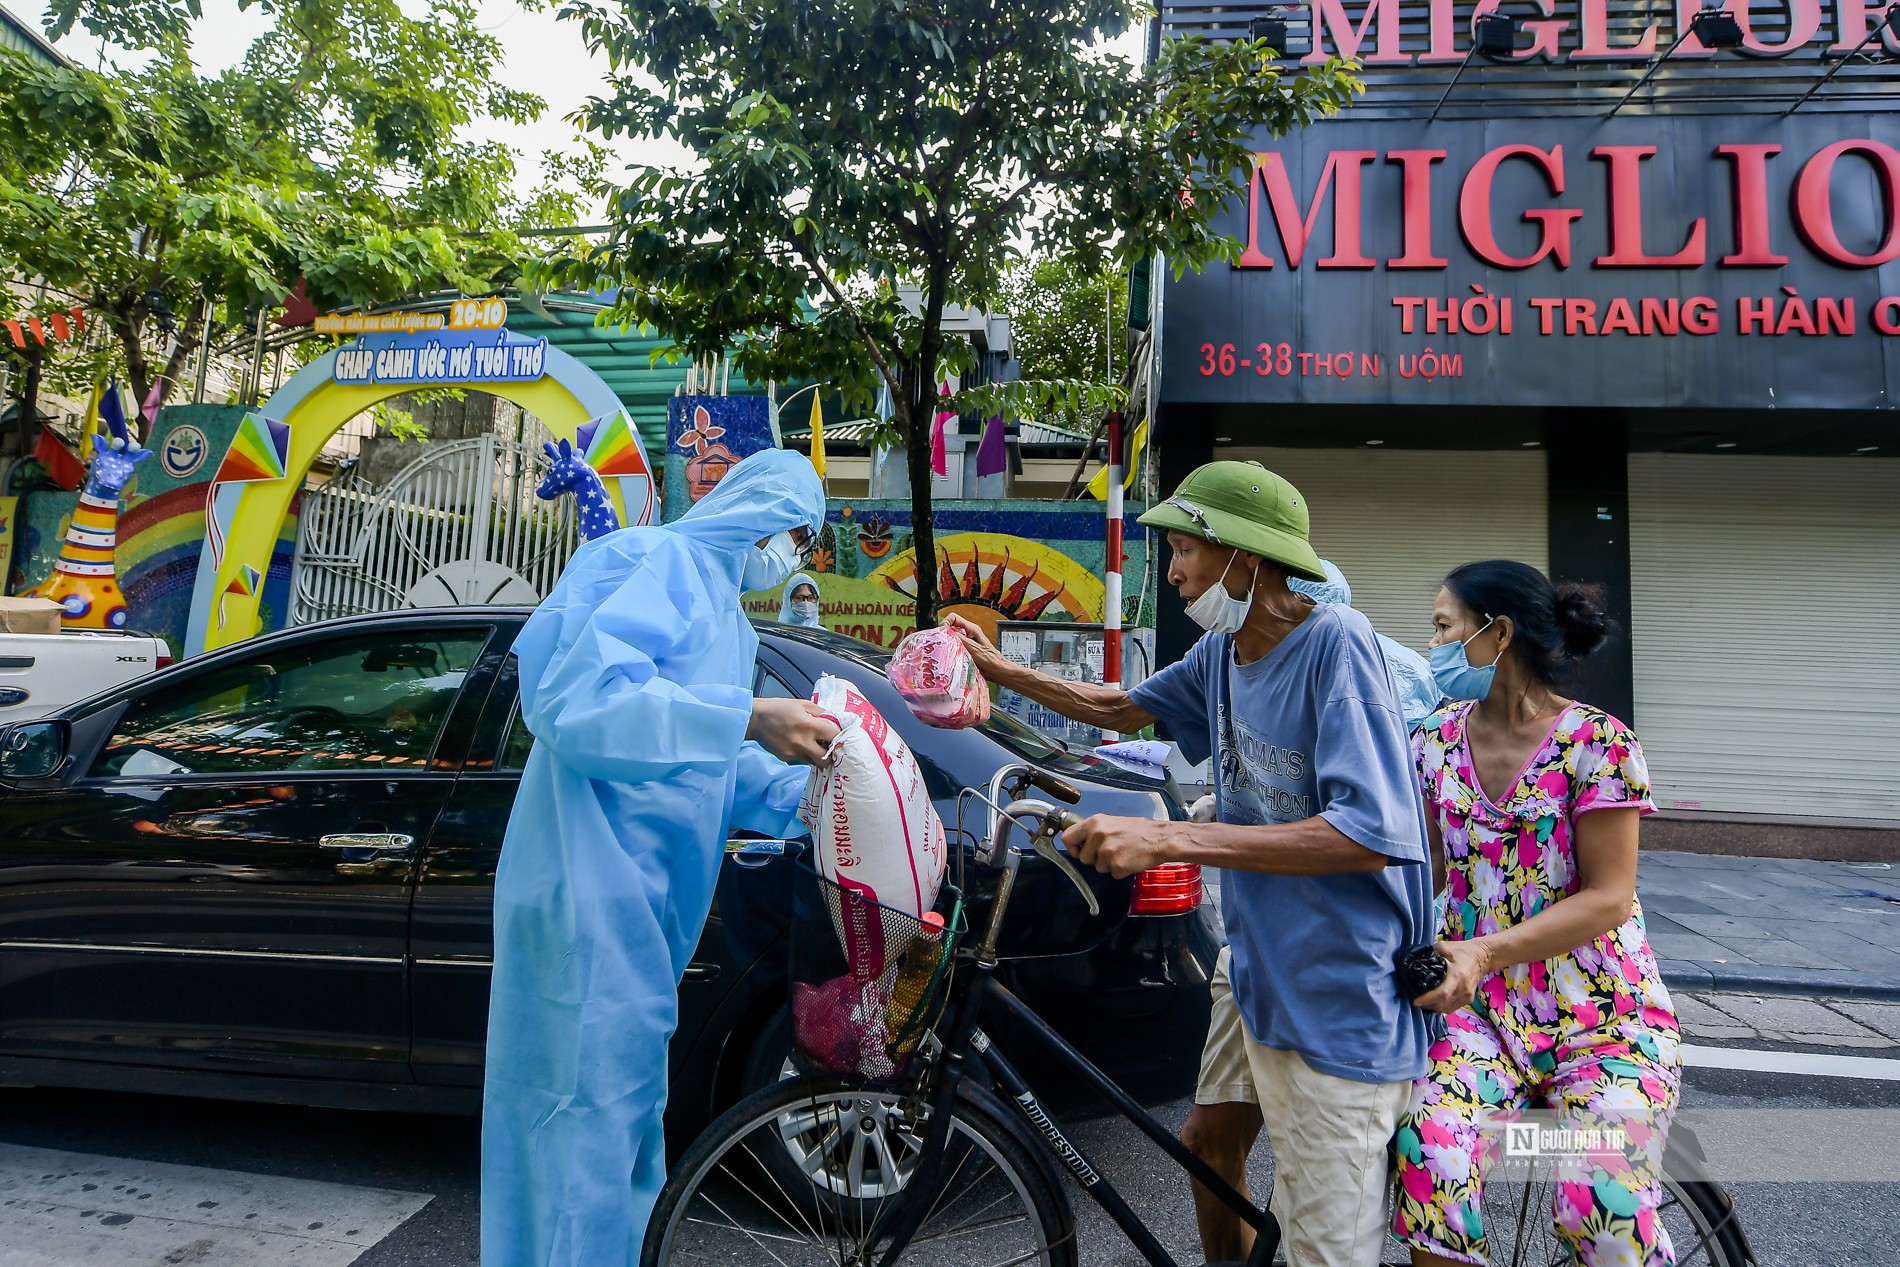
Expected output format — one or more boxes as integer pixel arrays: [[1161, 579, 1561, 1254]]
[[886, 625, 988, 729], [798, 675, 948, 927]]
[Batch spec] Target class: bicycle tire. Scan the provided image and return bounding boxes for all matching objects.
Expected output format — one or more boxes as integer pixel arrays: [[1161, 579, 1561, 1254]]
[[1479, 1168, 1749, 1267], [643, 1075, 1078, 1267]]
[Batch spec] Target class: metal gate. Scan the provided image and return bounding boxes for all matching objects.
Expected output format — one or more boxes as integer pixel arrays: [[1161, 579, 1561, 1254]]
[[291, 431, 578, 626]]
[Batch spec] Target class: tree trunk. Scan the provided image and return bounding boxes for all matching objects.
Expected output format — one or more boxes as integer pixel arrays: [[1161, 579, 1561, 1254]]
[[112, 309, 153, 412], [904, 267, 951, 630], [146, 295, 206, 417], [10, 345, 44, 472]]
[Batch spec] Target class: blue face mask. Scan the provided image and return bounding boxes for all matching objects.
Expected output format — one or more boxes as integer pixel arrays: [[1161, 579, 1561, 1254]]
[[1430, 617, 1501, 701]]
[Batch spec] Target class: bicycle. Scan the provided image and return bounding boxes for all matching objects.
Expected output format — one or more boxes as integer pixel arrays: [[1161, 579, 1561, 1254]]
[[643, 762, 1755, 1267]]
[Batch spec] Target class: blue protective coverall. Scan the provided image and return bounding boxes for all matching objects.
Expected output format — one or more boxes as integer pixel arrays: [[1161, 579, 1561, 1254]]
[[482, 448, 826, 1265]]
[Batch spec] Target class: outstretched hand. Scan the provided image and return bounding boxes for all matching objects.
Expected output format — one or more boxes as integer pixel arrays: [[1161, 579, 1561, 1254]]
[[748, 698, 840, 767], [941, 613, 1007, 678]]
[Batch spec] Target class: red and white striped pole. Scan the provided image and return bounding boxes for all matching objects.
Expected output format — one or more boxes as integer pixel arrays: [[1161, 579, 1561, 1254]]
[[1103, 411, 1125, 696]]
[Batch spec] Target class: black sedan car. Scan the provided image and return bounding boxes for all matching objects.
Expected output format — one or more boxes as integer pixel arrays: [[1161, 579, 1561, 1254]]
[[0, 608, 1220, 1142]]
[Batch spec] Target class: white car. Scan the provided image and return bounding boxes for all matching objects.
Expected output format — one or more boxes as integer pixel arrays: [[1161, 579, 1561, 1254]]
[[0, 628, 171, 723]]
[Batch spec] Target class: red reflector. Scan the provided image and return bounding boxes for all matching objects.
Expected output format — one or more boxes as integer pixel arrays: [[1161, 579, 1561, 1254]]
[[1129, 862, 1203, 916], [155, 653, 174, 670]]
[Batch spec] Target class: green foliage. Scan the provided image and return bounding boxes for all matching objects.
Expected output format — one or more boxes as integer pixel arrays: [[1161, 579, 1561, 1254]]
[[535, 0, 1360, 621], [1, 0, 595, 426], [1000, 256, 1130, 431], [369, 401, 430, 443]]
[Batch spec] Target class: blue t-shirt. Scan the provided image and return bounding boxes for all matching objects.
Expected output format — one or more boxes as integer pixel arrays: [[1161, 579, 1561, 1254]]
[[1130, 604, 1434, 1084]]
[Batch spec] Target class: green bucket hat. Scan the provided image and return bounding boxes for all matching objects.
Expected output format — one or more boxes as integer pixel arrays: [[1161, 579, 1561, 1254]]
[[1138, 461, 1328, 583]]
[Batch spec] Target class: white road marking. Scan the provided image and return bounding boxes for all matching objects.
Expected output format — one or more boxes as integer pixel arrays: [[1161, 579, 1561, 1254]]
[[1683, 1042, 1900, 1081], [0, 1143, 431, 1267]]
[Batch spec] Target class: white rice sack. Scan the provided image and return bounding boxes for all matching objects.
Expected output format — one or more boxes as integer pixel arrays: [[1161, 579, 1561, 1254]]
[[798, 675, 948, 925]]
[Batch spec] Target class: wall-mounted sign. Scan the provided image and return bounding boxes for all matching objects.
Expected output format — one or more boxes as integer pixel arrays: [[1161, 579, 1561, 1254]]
[[159, 424, 209, 480], [313, 297, 508, 336], [331, 328, 549, 388], [1162, 115, 1900, 410]]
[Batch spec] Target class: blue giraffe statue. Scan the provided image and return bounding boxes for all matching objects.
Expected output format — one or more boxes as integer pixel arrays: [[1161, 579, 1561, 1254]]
[[536, 438, 621, 541], [26, 395, 151, 628]]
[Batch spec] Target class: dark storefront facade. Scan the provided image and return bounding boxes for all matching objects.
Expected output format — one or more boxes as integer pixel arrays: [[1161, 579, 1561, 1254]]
[[1154, 0, 1900, 849]]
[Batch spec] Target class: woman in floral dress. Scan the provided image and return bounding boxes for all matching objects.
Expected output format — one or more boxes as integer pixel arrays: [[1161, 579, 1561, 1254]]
[[1393, 560, 1681, 1267]]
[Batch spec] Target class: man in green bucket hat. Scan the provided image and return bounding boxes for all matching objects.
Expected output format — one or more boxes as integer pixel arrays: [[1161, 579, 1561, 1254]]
[[948, 460, 1434, 1267]]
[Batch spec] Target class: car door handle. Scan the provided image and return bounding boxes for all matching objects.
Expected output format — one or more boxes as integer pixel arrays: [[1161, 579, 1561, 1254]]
[[318, 833, 417, 858]]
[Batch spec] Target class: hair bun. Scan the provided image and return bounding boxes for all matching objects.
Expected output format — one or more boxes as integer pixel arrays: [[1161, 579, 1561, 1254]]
[[1553, 582, 1612, 659]]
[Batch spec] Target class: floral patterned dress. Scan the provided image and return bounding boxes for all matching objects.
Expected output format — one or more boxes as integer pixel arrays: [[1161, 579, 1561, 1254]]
[[1390, 701, 1682, 1267]]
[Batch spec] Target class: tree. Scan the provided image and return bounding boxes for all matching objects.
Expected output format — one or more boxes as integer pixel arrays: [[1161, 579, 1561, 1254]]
[[0, 0, 587, 463], [1000, 254, 1130, 435], [537, 0, 1358, 626]]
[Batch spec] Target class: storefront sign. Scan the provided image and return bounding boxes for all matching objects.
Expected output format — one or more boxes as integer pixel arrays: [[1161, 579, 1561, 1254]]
[[1285, 0, 1899, 65], [1163, 115, 1900, 409], [331, 328, 549, 388]]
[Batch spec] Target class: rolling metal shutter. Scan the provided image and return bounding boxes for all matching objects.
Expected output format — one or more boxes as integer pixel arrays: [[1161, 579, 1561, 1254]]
[[1629, 455, 1900, 821], [1218, 446, 1549, 654]]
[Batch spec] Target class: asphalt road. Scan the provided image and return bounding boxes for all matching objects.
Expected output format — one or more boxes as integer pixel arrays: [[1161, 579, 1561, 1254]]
[[1, 996, 1895, 1266]]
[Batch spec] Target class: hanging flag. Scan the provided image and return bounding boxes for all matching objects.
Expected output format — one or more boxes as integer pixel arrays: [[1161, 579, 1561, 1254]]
[[3, 307, 85, 349], [32, 427, 85, 491], [1086, 413, 1151, 500], [929, 382, 952, 477], [974, 412, 1007, 478], [78, 381, 106, 459], [808, 389, 827, 478], [140, 376, 167, 428], [98, 379, 131, 445]]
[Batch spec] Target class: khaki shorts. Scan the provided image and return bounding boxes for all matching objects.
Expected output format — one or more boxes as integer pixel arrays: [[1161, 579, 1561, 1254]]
[[1192, 946, 1411, 1267], [1195, 943, 1259, 1106]]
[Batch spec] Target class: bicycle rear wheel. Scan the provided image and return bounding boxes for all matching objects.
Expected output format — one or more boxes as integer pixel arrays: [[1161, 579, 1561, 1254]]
[[1479, 1165, 1749, 1266], [643, 1075, 1077, 1267]]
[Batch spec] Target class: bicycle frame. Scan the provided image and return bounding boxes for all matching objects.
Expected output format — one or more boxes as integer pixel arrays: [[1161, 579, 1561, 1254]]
[[871, 782, 1282, 1267]]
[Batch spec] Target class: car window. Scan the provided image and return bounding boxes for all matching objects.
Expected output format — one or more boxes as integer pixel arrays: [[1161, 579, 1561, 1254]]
[[500, 705, 536, 771], [755, 666, 803, 700], [91, 631, 487, 778]]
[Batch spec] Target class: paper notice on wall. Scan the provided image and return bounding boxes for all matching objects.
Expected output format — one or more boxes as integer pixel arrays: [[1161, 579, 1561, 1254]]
[[998, 629, 1036, 668], [1083, 636, 1105, 683]]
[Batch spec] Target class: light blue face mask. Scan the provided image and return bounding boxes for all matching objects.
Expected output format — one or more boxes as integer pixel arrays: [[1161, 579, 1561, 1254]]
[[1430, 617, 1502, 701]]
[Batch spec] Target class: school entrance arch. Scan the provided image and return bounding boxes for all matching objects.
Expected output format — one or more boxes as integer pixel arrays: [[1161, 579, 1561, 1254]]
[[184, 325, 654, 655]]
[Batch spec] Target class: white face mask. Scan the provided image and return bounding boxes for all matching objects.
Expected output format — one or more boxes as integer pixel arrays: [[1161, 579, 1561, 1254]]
[[743, 531, 803, 590], [790, 599, 820, 623], [1184, 551, 1258, 635]]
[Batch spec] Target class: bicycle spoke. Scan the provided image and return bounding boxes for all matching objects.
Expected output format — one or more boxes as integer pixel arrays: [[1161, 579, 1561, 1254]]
[[737, 1133, 835, 1255], [688, 1187, 802, 1267]]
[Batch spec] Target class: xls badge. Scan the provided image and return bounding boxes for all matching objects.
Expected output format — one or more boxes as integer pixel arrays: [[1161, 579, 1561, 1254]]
[[160, 424, 208, 479]]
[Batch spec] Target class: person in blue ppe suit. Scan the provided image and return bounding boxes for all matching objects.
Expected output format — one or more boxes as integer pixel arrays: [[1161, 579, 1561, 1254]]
[[1289, 558, 1443, 730], [778, 572, 824, 627], [482, 448, 838, 1266]]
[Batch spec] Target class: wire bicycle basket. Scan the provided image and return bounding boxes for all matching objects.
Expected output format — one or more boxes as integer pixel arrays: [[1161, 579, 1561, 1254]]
[[788, 862, 965, 1086]]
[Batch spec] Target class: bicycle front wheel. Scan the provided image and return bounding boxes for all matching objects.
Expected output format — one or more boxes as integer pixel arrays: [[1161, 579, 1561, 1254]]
[[643, 1076, 1077, 1267]]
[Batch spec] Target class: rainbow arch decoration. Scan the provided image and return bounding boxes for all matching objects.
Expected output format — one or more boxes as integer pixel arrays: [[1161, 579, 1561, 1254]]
[[184, 326, 652, 655]]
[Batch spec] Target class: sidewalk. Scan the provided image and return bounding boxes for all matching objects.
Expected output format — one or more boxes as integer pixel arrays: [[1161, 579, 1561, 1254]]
[[1640, 850, 1900, 1000]]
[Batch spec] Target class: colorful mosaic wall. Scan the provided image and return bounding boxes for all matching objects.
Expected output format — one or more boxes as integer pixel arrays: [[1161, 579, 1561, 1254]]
[[6, 405, 300, 655], [741, 497, 1151, 650]]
